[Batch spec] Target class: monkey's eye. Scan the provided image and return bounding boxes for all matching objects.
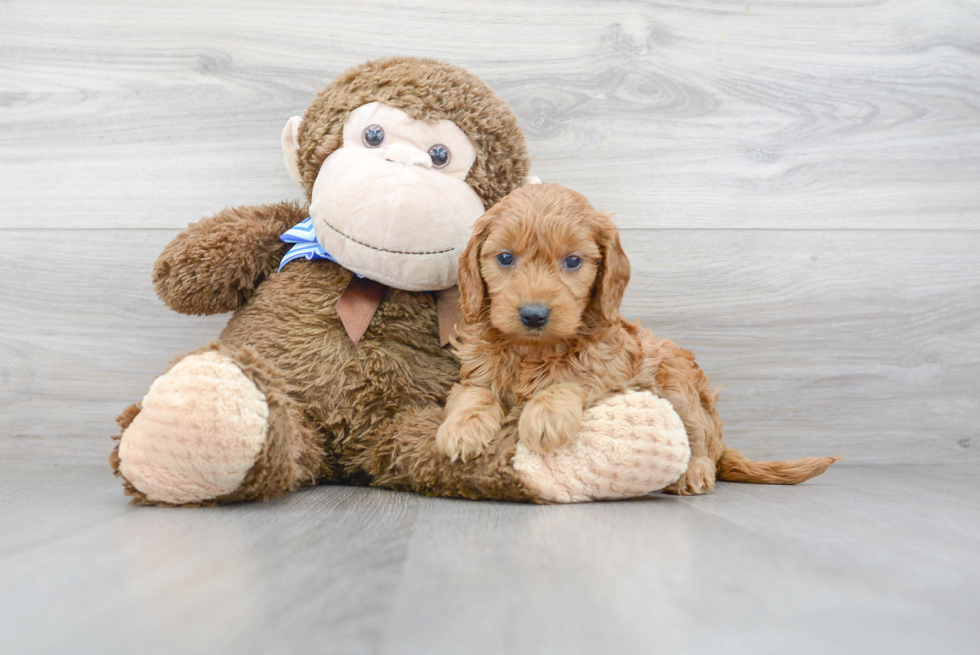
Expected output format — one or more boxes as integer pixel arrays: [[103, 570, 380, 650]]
[[563, 255, 583, 270], [363, 125, 385, 148], [428, 144, 450, 168], [496, 252, 515, 267]]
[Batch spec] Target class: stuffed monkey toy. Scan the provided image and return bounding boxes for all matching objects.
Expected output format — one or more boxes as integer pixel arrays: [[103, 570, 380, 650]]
[[110, 57, 690, 506]]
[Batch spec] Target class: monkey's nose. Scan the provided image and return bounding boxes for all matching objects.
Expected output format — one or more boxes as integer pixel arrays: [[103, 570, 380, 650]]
[[519, 304, 550, 329], [383, 143, 433, 168]]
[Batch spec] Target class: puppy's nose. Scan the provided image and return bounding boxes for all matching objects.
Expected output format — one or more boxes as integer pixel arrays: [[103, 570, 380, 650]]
[[519, 304, 550, 329]]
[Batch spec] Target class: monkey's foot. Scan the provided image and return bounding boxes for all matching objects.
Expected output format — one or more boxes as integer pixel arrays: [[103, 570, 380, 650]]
[[512, 390, 690, 503], [115, 351, 272, 505]]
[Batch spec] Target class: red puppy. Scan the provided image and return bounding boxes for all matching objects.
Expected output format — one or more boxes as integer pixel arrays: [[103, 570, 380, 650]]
[[437, 183, 837, 494]]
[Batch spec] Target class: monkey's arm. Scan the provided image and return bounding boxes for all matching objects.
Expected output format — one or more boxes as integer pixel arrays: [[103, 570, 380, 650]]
[[153, 201, 308, 315]]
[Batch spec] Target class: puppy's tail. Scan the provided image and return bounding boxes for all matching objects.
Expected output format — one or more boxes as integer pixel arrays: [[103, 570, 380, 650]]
[[716, 447, 840, 485]]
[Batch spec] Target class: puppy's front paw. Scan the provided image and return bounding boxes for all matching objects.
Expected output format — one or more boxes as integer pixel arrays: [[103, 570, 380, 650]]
[[664, 456, 716, 496], [436, 413, 499, 462], [518, 386, 585, 455]]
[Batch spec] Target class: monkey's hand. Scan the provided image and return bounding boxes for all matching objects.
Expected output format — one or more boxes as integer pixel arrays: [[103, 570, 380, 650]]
[[153, 201, 307, 315], [436, 385, 505, 462], [518, 383, 586, 455]]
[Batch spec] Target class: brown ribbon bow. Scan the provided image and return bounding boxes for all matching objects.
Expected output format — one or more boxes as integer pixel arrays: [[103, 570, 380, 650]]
[[335, 277, 461, 347]]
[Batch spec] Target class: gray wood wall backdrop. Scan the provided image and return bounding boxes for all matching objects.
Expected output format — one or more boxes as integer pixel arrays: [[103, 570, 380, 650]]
[[1, 0, 978, 466]]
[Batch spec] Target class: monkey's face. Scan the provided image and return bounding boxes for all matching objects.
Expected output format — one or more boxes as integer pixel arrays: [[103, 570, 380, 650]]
[[289, 102, 487, 291]]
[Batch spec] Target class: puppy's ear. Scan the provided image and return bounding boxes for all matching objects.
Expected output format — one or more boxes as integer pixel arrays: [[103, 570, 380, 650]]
[[458, 204, 502, 323], [591, 211, 630, 322]]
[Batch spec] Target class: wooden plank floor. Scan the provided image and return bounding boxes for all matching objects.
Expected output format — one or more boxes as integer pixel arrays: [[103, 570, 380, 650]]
[[1, 460, 978, 655]]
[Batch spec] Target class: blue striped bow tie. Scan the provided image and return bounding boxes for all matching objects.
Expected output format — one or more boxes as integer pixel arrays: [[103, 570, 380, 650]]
[[279, 217, 345, 272]]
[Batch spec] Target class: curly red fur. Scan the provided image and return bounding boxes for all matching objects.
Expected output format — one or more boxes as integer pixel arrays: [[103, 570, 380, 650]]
[[443, 183, 839, 493]]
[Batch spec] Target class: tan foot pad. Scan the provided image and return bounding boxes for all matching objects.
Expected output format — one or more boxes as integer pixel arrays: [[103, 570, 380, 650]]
[[118, 351, 270, 505], [513, 390, 690, 503]]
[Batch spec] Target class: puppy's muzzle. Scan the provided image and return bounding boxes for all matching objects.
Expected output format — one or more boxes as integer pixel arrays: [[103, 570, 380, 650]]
[[519, 304, 550, 329]]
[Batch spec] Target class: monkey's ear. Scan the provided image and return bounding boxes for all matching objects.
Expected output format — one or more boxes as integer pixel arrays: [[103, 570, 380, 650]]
[[457, 205, 502, 323], [281, 116, 304, 186], [591, 211, 630, 322]]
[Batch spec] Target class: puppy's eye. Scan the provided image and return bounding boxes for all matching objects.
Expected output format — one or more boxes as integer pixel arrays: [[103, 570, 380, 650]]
[[428, 144, 450, 168], [496, 252, 515, 267], [563, 255, 583, 270], [363, 125, 385, 148]]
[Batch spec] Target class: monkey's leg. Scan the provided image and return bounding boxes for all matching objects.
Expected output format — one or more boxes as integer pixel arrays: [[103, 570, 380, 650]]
[[360, 389, 690, 503], [515, 390, 691, 503], [110, 342, 322, 506]]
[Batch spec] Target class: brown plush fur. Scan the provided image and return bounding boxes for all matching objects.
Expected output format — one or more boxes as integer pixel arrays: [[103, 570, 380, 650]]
[[113, 58, 535, 505], [297, 57, 530, 210], [360, 404, 533, 502], [446, 184, 839, 495], [153, 201, 307, 315]]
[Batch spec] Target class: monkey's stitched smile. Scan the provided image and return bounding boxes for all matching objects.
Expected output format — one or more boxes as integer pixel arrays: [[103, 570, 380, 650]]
[[317, 218, 457, 256]]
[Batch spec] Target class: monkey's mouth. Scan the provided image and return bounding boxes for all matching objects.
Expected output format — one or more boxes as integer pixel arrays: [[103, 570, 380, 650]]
[[317, 218, 457, 256], [307, 148, 486, 291]]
